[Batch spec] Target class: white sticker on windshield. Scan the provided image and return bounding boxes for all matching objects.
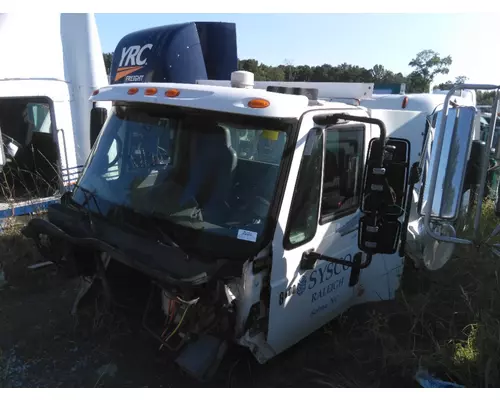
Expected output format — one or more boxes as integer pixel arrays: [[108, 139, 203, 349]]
[[237, 229, 258, 243]]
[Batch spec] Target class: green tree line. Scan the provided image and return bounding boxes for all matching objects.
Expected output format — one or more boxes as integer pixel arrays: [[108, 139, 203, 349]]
[[102, 49, 493, 104]]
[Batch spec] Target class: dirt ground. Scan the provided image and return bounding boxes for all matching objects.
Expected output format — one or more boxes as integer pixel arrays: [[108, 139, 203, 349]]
[[0, 260, 426, 387], [0, 235, 424, 388], [0, 272, 421, 388]]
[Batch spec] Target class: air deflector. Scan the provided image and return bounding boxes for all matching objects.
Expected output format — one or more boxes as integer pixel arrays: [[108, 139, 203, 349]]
[[109, 22, 237, 85]]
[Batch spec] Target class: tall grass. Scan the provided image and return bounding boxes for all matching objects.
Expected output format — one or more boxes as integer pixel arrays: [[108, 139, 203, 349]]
[[0, 156, 59, 282], [302, 199, 500, 388], [364, 199, 500, 387], [416, 199, 500, 387]]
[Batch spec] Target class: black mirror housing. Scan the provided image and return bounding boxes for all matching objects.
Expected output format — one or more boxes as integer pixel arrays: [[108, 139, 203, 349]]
[[358, 137, 411, 255], [90, 106, 108, 148]]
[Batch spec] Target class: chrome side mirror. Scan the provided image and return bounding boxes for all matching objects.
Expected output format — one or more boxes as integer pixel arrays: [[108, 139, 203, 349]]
[[420, 84, 500, 247], [419, 106, 475, 221]]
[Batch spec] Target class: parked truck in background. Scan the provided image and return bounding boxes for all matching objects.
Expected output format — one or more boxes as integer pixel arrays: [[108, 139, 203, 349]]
[[0, 13, 109, 227]]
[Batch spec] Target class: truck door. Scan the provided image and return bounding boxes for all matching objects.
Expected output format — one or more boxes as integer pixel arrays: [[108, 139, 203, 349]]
[[265, 110, 405, 356]]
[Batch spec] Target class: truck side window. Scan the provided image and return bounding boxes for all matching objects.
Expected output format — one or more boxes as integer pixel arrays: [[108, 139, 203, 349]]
[[320, 125, 364, 224], [26, 103, 52, 134], [284, 129, 324, 248]]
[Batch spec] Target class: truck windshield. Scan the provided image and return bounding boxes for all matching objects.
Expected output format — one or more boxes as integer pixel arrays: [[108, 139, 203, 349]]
[[72, 104, 291, 257]]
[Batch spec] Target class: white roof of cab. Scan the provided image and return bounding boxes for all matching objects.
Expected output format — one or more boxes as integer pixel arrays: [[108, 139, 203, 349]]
[[89, 82, 357, 119], [198, 79, 374, 100], [360, 92, 476, 115]]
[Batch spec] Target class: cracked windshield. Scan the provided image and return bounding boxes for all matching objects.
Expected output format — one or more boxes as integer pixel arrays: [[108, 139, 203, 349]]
[[73, 104, 289, 242]]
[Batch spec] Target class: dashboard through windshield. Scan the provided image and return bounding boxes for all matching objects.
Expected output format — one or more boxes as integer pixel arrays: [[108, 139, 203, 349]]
[[72, 104, 292, 257]]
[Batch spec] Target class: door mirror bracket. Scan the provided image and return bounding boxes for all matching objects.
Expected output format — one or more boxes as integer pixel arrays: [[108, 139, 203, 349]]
[[299, 249, 371, 287], [314, 113, 407, 270]]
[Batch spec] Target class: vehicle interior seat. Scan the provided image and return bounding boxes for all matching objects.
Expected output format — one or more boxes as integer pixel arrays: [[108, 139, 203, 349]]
[[179, 124, 237, 218]]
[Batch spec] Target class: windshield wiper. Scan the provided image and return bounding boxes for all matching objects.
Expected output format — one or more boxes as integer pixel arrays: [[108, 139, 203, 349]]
[[72, 184, 102, 212], [112, 207, 190, 258], [147, 212, 184, 247], [70, 184, 106, 233], [146, 211, 205, 260], [66, 188, 193, 259], [153, 224, 185, 251]]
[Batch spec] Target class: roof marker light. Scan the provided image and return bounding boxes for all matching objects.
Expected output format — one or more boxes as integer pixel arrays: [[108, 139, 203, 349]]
[[144, 88, 158, 96], [165, 89, 180, 98], [248, 98, 270, 109], [128, 88, 139, 95], [231, 71, 255, 88], [92, 89, 99, 96]]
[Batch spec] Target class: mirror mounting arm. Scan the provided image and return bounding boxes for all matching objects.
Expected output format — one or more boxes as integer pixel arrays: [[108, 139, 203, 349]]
[[313, 113, 387, 166], [300, 249, 372, 269], [398, 162, 421, 256]]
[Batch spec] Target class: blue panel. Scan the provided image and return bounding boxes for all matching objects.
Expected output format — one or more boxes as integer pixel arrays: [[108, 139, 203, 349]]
[[110, 22, 237, 85], [0, 198, 59, 219], [195, 22, 238, 80]]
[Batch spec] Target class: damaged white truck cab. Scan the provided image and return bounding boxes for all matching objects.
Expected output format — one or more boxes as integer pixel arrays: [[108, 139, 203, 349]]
[[23, 72, 500, 381]]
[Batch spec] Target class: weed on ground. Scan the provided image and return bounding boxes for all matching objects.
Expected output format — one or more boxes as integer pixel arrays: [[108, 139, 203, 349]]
[[0, 201, 499, 387], [320, 199, 500, 388]]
